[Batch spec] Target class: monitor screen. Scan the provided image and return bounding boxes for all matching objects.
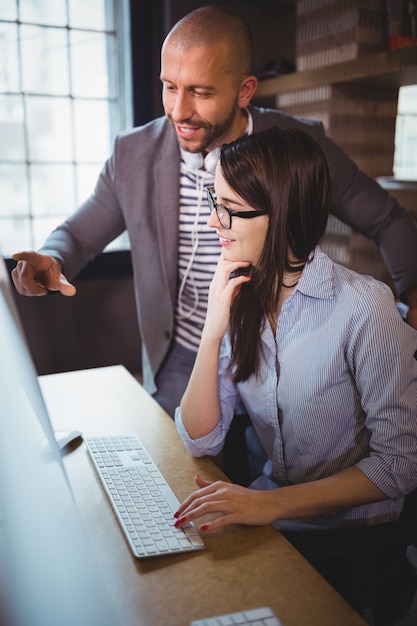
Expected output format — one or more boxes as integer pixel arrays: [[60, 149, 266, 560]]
[[0, 257, 117, 626]]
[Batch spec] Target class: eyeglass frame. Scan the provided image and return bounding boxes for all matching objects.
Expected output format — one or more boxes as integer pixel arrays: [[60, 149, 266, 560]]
[[206, 187, 268, 230]]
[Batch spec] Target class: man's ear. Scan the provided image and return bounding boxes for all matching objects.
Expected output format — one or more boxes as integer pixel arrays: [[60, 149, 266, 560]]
[[238, 75, 258, 108]]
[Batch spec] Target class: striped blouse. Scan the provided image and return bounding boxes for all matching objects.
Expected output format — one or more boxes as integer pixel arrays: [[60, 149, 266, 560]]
[[175, 247, 417, 531]]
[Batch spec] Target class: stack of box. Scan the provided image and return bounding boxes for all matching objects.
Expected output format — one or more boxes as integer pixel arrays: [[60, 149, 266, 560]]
[[386, 0, 417, 49], [277, 82, 398, 178], [296, 0, 388, 70], [276, 0, 399, 179], [276, 0, 399, 286]]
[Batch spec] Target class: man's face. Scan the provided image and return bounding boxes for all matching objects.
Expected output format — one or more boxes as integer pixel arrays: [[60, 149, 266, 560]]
[[160, 40, 245, 155]]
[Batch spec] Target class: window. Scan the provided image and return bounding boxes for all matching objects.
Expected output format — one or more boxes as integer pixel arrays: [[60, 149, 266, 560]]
[[394, 84, 417, 180], [0, 0, 131, 257]]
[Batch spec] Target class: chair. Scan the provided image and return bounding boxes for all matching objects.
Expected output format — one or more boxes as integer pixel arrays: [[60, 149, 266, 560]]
[[282, 488, 417, 626], [223, 412, 253, 486]]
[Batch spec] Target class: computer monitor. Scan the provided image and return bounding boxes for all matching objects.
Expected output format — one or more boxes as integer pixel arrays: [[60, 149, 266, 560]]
[[0, 256, 117, 626]]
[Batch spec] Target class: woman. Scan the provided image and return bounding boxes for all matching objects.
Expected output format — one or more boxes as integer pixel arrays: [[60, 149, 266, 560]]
[[174, 127, 417, 535]]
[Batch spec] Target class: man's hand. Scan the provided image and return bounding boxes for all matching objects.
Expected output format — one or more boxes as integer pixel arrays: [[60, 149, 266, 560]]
[[12, 252, 76, 297]]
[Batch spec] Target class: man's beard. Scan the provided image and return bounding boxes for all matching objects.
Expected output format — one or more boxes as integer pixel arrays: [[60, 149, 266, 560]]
[[169, 100, 240, 154]]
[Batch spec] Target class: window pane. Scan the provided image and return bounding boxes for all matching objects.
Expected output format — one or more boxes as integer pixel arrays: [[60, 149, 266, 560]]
[[0, 218, 32, 254], [68, 0, 110, 30], [74, 100, 110, 160], [0, 164, 29, 218], [0, 95, 26, 159], [104, 232, 129, 252], [21, 25, 69, 95], [76, 163, 104, 204], [26, 96, 73, 161], [19, 0, 67, 27], [2, 0, 17, 21], [31, 164, 76, 216], [394, 119, 417, 179], [32, 216, 69, 250], [398, 85, 417, 114], [70, 30, 112, 98], [0, 23, 20, 92], [394, 85, 417, 180]]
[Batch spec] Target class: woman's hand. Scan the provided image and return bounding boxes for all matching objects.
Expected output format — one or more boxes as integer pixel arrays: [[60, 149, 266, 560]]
[[174, 475, 276, 532], [173, 468, 388, 533], [203, 255, 251, 342], [178, 255, 251, 440]]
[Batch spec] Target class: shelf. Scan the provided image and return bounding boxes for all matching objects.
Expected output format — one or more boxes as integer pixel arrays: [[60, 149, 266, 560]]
[[255, 45, 417, 97]]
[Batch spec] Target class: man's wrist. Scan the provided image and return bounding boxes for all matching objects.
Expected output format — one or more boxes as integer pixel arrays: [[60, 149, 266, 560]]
[[50, 256, 64, 274]]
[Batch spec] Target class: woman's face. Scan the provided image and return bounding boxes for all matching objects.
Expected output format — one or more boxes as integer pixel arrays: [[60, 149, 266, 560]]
[[208, 168, 269, 267]]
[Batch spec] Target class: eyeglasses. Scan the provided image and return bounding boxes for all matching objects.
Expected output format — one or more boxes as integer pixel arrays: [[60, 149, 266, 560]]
[[207, 187, 267, 230]]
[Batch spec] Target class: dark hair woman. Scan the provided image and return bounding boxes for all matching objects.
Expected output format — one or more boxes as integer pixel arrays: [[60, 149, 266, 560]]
[[174, 127, 417, 620]]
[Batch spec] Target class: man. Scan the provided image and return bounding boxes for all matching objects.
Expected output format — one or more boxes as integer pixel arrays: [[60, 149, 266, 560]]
[[12, 6, 417, 417]]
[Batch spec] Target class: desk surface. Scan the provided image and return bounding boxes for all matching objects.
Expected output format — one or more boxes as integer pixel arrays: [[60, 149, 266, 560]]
[[39, 365, 365, 626]]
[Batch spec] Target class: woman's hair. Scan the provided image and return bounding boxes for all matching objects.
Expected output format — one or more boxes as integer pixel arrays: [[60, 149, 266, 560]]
[[219, 127, 331, 381]]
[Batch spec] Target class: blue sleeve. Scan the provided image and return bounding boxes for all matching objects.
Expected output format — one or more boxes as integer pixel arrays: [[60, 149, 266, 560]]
[[347, 283, 417, 498], [174, 336, 240, 457]]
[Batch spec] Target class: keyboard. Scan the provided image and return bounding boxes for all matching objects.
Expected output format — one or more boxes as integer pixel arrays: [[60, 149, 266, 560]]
[[84, 434, 205, 559], [191, 606, 282, 625]]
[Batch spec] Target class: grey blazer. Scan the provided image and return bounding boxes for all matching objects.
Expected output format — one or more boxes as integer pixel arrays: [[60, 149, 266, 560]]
[[40, 105, 417, 393]]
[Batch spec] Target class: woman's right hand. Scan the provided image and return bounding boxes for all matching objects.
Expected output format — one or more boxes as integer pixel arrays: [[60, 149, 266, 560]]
[[203, 255, 251, 341]]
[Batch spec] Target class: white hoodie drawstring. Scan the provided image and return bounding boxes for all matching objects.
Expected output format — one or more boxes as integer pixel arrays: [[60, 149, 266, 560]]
[[177, 172, 206, 320]]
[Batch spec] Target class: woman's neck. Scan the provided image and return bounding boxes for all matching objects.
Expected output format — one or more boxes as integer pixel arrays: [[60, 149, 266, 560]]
[[268, 269, 302, 334]]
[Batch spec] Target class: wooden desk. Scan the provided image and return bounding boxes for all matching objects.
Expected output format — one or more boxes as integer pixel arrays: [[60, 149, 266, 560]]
[[39, 365, 365, 626]]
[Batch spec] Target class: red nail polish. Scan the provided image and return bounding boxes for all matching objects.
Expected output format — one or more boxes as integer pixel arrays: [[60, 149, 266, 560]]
[[173, 510, 179, 518], [175, 516, 187, 528], [200, 524, 208, 532]]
